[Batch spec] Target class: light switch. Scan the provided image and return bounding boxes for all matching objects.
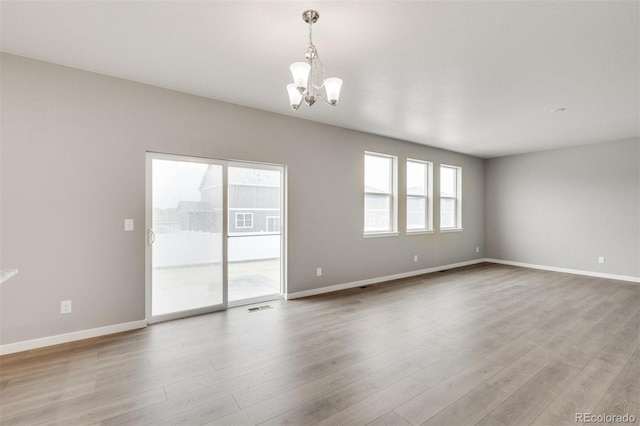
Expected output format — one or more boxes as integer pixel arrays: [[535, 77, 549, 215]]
[[124, 219, 134, 231]]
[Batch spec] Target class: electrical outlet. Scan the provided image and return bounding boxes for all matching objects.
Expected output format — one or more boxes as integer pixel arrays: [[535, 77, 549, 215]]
[[414, 255, 418, 262], [476, 246, 480, 253], [61, 300, 72, 314], [598, 256, 605, 264], [316, 267, 322, 277]]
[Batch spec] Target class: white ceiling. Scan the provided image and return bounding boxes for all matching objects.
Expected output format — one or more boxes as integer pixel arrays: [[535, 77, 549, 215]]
[[1, 1, 638, 158]]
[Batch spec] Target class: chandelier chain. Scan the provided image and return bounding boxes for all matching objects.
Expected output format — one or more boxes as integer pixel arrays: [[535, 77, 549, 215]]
[[307, 19, 325, 90]]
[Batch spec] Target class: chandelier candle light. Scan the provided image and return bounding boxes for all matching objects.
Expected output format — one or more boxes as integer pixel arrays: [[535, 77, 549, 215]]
[[287, 10, 343, 110]]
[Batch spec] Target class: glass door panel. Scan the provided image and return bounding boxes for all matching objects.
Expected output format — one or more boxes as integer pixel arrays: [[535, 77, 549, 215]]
[[149, 156, 225, 319], [227, 165, 282, 304]]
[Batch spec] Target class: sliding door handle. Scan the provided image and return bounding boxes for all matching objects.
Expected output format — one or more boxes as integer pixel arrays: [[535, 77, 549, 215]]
[[147, 228, 156, 246]]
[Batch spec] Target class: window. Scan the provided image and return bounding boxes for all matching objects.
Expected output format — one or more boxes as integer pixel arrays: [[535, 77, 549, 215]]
[[440, 165, 462, 230], [235, 212, 253, 229], [364, 152, 398, 235], [266, 216, 280, 233], [406, 159, 432, 232]]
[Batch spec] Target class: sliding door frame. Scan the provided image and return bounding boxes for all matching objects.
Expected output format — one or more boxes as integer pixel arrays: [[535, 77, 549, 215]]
[[145, 152, 286, 324]]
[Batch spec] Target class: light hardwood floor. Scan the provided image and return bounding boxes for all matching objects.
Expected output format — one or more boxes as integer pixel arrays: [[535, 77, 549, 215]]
[[1, 263, 638, 425]]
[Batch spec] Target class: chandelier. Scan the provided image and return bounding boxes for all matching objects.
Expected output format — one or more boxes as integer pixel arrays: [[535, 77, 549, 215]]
[[287, 10, 343, 110]]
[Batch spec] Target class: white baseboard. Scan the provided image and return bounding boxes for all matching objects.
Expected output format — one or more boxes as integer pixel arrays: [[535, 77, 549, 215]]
[[484, 258, 640, 283], [0, 320, 147, 356], [284, 258, 485, 300]]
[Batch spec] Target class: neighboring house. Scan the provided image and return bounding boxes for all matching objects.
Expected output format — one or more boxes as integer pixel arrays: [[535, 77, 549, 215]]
[[364, 184, 391, 231], [199, 165, 281, 235], [151, 165, 282, 267], [152, 207, 179, 233], [176, 201, 216, 232]]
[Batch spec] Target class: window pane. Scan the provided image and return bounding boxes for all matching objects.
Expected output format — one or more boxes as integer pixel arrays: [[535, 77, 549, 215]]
[[407, 161, 426, 196], [228, 167, 280, 235], [407, 196, 426, 230], [151, 160, 223, 315], [227, 166, 282, 303], [440, 197, 456, 228], [266, 216, 280, 233], [441, 166, 456, 198], [365, 193, 390, 232], [365, 154, 391, 194]]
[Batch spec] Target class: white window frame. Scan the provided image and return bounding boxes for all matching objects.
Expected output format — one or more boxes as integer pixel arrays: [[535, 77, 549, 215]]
[[235, 212, 254, 229], [439, 164, 462, 231], [364, 151, 398, 237], [406, 159, 433, 234]]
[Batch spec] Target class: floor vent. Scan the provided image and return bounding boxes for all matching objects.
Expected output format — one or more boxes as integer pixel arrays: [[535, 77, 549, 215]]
[[248, 305, 273, 313]]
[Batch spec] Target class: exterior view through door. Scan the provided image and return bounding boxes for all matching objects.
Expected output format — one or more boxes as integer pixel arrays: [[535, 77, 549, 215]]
[[227, 164, 283, 304], [146, 153, 285, 323]]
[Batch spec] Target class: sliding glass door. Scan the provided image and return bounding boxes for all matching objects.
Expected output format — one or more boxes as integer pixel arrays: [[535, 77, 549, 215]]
[[146, 154, 226, 322], [146, 153, 284, 323]]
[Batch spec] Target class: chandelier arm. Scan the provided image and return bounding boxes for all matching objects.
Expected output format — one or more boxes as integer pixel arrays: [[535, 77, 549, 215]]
[[316, 94, 337, 106]]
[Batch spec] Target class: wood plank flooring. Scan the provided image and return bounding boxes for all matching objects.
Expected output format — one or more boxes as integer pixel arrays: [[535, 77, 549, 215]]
[[1, 263, 639, 425]]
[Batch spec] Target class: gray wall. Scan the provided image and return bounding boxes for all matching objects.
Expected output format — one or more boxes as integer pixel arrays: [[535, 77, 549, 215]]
[[485, 138, 640, 278], [0, 54, 485, 345]]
